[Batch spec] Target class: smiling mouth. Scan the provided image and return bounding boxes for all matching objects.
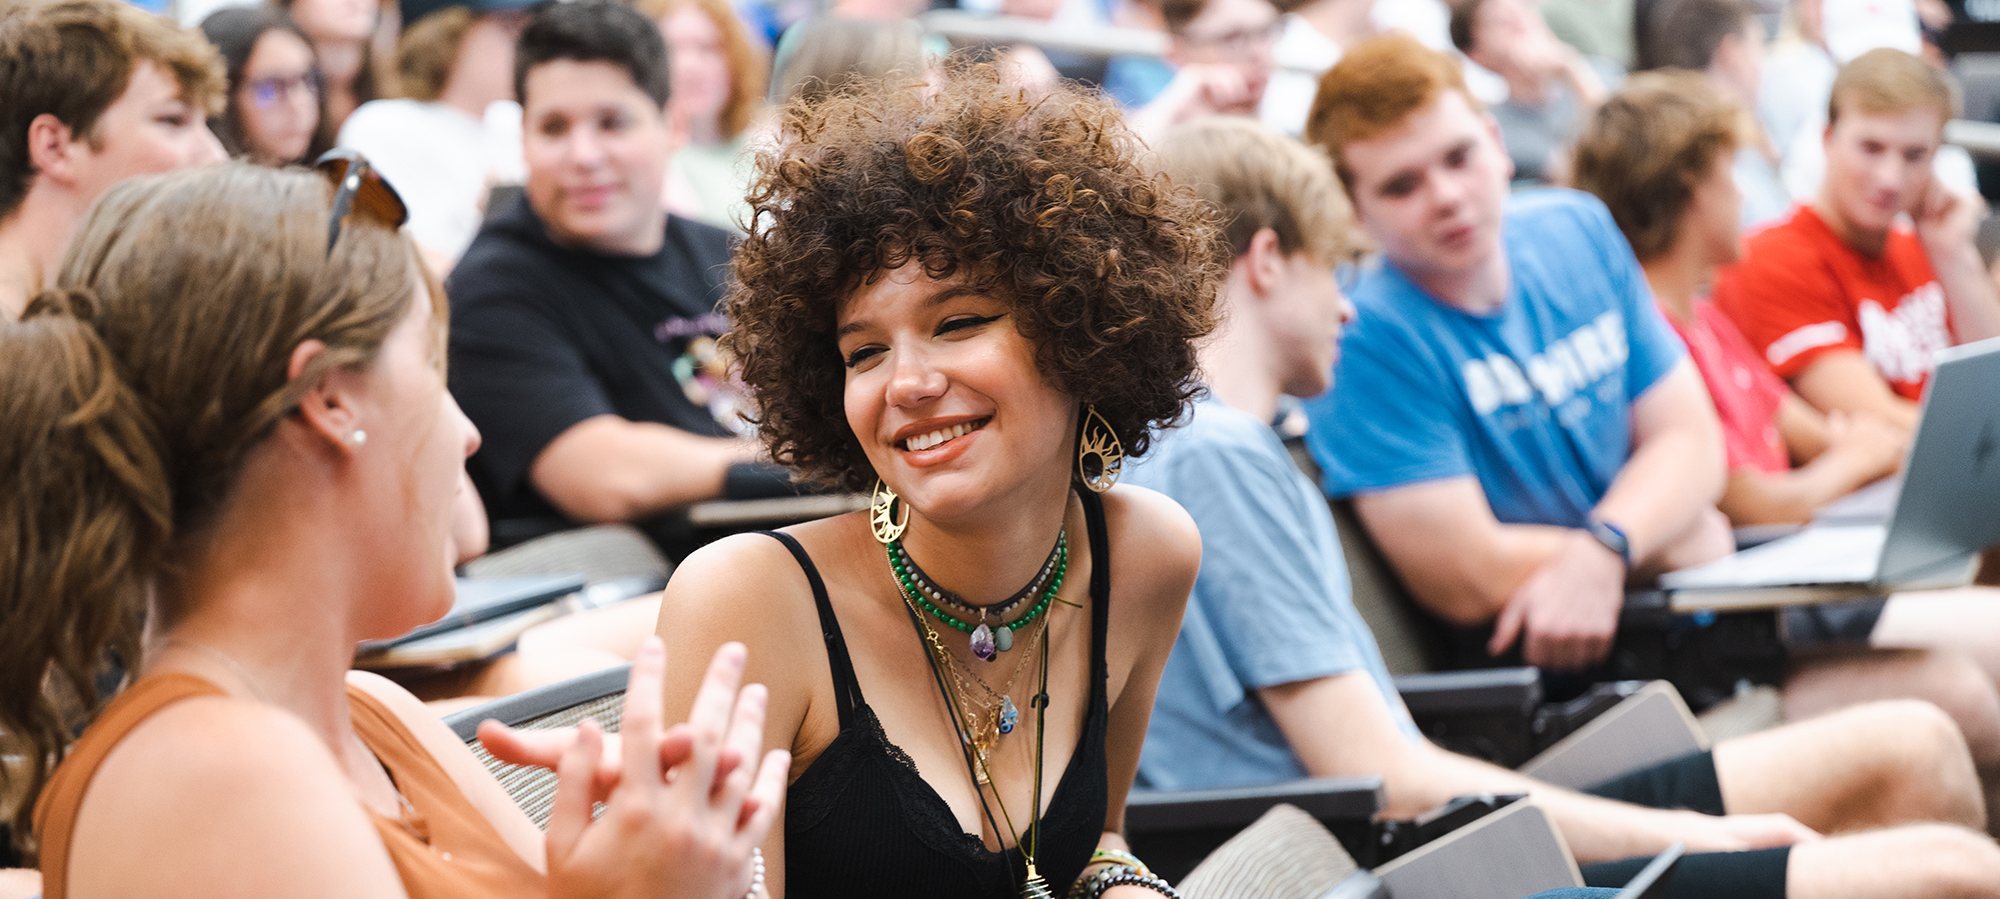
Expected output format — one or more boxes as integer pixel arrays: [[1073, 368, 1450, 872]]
[[900, 418, 990, 452]]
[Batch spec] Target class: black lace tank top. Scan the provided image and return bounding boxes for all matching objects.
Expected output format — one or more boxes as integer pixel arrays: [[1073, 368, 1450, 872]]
[[768, 490, 1112, 898]]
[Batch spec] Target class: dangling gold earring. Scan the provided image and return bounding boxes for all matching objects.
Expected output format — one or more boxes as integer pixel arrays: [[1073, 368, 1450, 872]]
[[1076, 405, 1124, 493], [869, 478, 910, 544]]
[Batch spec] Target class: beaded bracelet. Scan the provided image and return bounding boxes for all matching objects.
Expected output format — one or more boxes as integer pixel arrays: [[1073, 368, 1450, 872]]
[[1087, 848, 1153, 878], [1066, 863, 1137, 899], [744, 847, 766, 899], [1096, 872, 1181, 898]]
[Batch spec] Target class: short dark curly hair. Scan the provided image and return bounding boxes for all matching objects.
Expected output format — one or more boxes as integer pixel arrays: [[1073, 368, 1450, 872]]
[[723, 61, 1225, 493]]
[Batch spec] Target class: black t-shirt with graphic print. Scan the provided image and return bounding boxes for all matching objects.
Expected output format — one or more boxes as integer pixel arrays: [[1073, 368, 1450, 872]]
[[448, 194, 755, 553]]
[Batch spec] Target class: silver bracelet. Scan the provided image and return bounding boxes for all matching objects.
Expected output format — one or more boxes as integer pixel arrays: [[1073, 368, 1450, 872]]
[[746, 847, 766, 899]]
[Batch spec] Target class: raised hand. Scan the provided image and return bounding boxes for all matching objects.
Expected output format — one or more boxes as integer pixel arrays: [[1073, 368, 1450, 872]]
[[478, 713, 748, 801], [545, 639, 790, 899]]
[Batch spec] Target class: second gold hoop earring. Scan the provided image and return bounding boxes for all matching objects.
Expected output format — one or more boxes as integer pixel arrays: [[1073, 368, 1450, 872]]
[[1076, 405, 1124, 493], [870, 478, 910, 544]]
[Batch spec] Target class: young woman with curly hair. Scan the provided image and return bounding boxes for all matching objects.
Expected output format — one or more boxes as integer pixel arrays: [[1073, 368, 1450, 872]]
[[652, 62, 1227, 898]]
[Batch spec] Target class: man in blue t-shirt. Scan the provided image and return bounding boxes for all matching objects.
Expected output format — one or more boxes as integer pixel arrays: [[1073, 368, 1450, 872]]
[[1299, 32, 1734, 673], [1136, 112, 2000, 897]]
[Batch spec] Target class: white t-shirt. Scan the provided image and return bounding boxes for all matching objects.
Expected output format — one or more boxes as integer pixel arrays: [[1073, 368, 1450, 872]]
[[1259, 14, 1343, 136], [1256, 0, 1462, 136], [336, 98, 526, 262]]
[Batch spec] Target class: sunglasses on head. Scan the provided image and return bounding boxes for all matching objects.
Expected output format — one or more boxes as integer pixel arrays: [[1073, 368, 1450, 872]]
[[315, 149, 408, 256]]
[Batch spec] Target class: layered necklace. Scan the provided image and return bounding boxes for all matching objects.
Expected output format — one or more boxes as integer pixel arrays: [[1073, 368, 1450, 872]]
[[892, 530, 1070, 899], [888, 530, 1066, 661]]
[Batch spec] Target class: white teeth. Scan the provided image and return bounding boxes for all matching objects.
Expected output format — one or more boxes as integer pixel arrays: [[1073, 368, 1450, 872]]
[[904, 421, 982, 451]]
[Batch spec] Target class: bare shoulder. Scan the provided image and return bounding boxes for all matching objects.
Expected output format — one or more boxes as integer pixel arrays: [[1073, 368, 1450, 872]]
[[1100, 484, 1201, 609], [658, 528, 824, 647], [67, 695, 405, 898], [656, 522, 839, 745]]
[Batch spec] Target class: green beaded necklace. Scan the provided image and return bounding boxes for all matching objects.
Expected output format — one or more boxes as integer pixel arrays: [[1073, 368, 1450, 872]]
[[886, 531, 1066, 662]]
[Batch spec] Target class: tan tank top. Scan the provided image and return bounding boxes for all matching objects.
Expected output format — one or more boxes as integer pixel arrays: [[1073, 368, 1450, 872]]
[[34, 673, 543, 899]]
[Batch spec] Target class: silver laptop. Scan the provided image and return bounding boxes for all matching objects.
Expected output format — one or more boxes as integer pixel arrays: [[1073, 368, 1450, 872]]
[[1662, 335, 2000, 594]]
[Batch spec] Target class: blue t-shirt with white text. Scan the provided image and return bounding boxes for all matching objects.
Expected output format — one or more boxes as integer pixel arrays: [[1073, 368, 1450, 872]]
[[1304, 189, 1684, 527]]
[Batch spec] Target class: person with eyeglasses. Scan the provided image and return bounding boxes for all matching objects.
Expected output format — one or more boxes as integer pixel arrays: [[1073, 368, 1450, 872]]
[[200, 6, 330, 167], [0, 0, 226, 323], [1127, 0, 1283, 138]]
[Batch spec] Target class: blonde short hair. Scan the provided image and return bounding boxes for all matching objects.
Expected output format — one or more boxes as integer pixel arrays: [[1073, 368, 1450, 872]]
[[1828, 47, 1961, 131], [1154, 116, 1368, 267]]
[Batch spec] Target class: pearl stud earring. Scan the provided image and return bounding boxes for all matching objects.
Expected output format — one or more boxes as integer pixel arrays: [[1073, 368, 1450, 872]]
[[349, 430, 368, 447]]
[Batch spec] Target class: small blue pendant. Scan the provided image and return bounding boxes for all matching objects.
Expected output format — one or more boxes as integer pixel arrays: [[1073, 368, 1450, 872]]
[[970, 624, 997, 661], [999, 697, 1018, 735]]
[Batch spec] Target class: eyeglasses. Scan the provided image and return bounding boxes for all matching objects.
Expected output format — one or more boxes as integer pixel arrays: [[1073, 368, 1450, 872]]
[[243, 70, 324, 110], [1183, 18, 1284, 58], [316, 149, 408, 257]]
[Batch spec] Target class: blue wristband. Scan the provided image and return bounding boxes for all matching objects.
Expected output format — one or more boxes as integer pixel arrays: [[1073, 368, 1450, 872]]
[[1584, 519, 1632, 570]]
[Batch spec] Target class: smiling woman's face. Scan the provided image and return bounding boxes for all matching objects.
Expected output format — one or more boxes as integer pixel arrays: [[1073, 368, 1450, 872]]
[[836, 266, 1077, 524]]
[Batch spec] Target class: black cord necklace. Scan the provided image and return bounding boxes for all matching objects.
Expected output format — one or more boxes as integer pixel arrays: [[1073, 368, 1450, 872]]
[[890, 531, 1066, 661], [898, 573, 1056, 899]]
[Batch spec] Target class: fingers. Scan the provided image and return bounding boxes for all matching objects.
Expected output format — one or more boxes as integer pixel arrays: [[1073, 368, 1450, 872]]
[[1520, 620, 1611, 671], [617, 636, 670, 805], [477, 719, 572, 771], [715, 683, 770, 809], [659, 723, 697, 773], [546, 718, 603, 862], [677, 642, 750, 799], [1489, 599, 1526, 658], [740, 748, 792, 840]]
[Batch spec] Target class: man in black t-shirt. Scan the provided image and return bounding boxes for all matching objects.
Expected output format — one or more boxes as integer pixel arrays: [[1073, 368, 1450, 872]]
[[448, 0, 780, 555]]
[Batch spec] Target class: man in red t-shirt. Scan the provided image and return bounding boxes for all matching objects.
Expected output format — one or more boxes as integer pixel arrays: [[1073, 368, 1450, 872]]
[[1713, 48, 2000, 432]]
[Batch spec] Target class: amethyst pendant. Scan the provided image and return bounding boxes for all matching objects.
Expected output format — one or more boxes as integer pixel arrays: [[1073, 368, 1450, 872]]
[[971, 624, 997, 661]]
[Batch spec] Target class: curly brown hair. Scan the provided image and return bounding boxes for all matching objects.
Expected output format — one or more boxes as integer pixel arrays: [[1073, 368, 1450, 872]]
[[723, 61, 1225, 493]]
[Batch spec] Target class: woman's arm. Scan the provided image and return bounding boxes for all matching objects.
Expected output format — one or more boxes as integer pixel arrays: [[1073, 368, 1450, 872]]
[[348, 670, 549, 866], [1089, 486, 1201, 895], [653, 531, 833, 899]]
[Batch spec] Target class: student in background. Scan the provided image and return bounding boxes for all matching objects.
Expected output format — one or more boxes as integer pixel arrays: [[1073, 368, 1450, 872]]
[[448, 0, 780, 557], [645, 0, 769, 232], [1139, 111, 2000, 899], [200, 7, 328, 167], [1714, 48, 2000, 434], [1302, 33, 1732, 676], [1574, 71, 1903, 526], [338, 0, 534, 266], [0, 0, 226, 320], [1129, 0, 1283, 138], [1635, 0, 1792, 230], [1450, 0, 1617, 185], [275, 0, 391, 132]]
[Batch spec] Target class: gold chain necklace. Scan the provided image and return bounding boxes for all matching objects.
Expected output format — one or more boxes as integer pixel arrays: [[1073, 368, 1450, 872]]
[[942, 613, 1050, 781], [896, 575, 1057, 899]]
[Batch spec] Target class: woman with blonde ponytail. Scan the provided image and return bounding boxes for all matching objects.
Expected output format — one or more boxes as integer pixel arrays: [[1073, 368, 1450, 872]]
[[2, 162, 788, 899]]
